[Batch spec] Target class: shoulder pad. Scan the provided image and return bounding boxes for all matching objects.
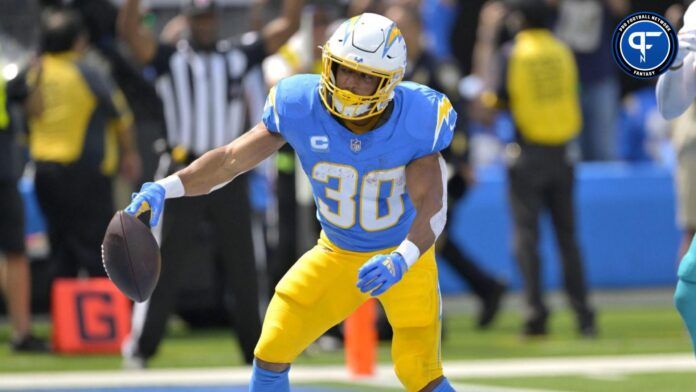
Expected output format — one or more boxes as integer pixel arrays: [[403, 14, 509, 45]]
[[397, 82, 457, 154], [273, 74, 320, 120]]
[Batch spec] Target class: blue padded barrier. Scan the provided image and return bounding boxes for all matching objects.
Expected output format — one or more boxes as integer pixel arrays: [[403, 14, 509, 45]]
[[440, 163, 681, 294]]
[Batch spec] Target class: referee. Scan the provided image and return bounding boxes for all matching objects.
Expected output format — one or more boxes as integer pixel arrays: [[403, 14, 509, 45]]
[[118, 0, 303, 367]]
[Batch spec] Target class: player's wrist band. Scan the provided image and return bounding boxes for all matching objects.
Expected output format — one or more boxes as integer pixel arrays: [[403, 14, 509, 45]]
[[156, 175, 185, 199], [395, 240, 420, 269]]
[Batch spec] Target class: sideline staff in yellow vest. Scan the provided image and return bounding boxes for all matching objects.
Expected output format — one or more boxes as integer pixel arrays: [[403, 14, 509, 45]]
[[485, 0, 596, 338], [0, 68, 49, 352], [18, 8, 140, 278], [506, 32, 580, 145]]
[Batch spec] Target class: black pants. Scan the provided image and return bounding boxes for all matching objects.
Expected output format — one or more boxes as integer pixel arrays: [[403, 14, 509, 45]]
[[507, 146, 593, 326], [34, 162, 112, 278], [440, 174, 501, 300], [132, 177, 261, 364], [268, 165, 298, 294], [0, 180, 26, 254], [440, 231, 501, 300]]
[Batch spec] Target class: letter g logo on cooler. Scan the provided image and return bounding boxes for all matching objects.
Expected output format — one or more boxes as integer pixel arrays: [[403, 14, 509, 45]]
[[612, 12, 677, 78]]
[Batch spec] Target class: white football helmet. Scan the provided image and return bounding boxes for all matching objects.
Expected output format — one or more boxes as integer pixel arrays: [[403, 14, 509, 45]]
[[319, 13, 408, 120]]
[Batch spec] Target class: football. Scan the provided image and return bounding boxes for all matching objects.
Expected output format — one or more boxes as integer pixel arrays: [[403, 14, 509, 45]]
[[101, 211, 161, 303]]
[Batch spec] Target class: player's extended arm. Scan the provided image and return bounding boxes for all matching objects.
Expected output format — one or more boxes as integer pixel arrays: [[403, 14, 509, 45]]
[[674, 234, 696, 355], [125, 122, 286, 226], [357, 153, 447, 296], [656, 29, 696, 120], [402, 153, 448, 252], [260, 0, 304, 56], [118, 0, 158, 65]]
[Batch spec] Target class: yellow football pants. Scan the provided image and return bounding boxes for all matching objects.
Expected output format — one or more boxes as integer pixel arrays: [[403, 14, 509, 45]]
[[254, 232, 443, 391]]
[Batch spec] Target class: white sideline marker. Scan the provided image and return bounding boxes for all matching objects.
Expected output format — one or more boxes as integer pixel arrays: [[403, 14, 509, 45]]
[[0, 354, 694, 390]]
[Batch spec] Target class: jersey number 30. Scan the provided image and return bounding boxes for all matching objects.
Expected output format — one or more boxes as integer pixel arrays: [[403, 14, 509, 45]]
[[312, 162, 405, 231]]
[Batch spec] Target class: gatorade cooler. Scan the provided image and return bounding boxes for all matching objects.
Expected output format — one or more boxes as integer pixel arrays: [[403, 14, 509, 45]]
[[51, 278, 131, 354]]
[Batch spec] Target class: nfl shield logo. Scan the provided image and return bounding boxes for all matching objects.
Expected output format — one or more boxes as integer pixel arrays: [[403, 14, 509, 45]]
[[350, 138, 362, 153]]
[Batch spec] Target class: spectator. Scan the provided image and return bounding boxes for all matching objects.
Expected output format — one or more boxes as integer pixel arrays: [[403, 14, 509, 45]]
[[448, 0, 488, 75], [347, 0, 386, 16], [16, 8, 140, 278], [421, 0, 459, 61], [657, 0, 696, 355], [617, 85, 671, 163], [118, 0, 303, 367], [386, 3, 506, 329], [0, 65, 49, 353], [554, 0, 628, 161], [69, 0, 165, 186], [485, 0, 596, 337], [655, 1, 696, 261], [471, 0, 510, 93]]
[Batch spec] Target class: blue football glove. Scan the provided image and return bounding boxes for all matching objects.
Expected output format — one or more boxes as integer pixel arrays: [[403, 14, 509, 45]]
[[124, 182, 165, 227], [357, 252, 408, 296]]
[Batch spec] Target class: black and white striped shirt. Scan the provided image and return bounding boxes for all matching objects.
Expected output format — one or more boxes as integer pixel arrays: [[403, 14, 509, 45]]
[[150, 37, 267, 157]]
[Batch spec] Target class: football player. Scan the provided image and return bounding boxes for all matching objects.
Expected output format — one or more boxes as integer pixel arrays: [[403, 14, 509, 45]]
[[657, 1, 696, 355], [126, 13, 457, 392]]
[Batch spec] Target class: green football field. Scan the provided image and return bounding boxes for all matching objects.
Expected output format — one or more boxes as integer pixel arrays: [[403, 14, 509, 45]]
[[1, 290, 695, 391]]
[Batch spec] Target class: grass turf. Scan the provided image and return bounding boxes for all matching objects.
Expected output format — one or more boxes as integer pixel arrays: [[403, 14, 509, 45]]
[[0, 303, 691, 372], [455, 371, 696, 392]]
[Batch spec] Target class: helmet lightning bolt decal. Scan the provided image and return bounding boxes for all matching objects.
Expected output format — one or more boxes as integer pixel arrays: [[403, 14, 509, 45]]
[[342, 16, 361, 45], [382, 23, 403, 58]]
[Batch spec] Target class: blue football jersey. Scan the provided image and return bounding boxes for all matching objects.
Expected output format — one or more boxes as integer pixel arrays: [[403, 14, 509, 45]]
[[262, 74, 456, 251]]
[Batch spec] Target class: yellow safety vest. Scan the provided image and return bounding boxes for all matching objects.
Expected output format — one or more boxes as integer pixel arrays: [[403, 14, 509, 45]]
[[0, 77, 9, 130], [28, 52, 132, 175], [507, 29, 581, 145]]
